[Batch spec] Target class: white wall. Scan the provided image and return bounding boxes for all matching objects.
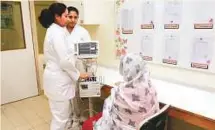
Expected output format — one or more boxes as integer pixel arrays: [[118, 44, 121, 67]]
[[97, 0, 215, 90]]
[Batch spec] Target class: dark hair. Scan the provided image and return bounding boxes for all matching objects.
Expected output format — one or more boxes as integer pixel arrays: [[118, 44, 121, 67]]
[[67, 6, 79, 15], [38, 3, 67, 28]]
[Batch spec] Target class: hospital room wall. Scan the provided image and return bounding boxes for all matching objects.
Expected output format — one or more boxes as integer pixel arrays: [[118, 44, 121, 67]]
[[84, 0, 120, 68], [88, 1, 215, 91], [81, 1, 215, 91]]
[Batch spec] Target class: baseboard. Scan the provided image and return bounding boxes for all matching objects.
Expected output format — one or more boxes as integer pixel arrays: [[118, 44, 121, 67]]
[[39, 89, 44, 95]]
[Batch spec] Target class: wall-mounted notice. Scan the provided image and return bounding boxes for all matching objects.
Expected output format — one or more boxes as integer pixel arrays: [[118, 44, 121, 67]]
[[193, 1, 214, 29], [164, 0, 182, 29], [121, 8, 134, 34], [140, 0, 155, 29], [141, 33, 154, 61], [163, 33, 180, 65], [191, 35, 214, 69]]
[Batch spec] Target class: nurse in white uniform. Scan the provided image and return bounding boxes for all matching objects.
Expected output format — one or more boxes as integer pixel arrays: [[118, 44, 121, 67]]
[[65, 6, 91, 128], [38, 3, 88, 130], [66, 6, 91, 42]]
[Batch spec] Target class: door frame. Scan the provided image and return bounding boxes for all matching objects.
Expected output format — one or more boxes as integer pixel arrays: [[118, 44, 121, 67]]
[[29, 1, 43, 95], [28, 1, 58, 95]]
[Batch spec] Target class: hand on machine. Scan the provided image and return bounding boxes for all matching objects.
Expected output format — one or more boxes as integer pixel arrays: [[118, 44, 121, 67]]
[[79, 73, 90, 79], [79, 72, 95, 81]]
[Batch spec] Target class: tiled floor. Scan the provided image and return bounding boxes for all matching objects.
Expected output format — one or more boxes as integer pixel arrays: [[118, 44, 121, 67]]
[[1, 95, 104, 130], [1, 96, 51, 130]]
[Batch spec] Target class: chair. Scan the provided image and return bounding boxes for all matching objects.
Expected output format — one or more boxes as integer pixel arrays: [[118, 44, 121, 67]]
[[82, 112, 102, 130], [138, 105, 170, 130]]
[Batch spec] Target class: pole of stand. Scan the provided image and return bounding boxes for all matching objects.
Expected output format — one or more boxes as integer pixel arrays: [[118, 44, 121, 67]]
[[85, 59, 94, 118], [89, 98, 94, 117]]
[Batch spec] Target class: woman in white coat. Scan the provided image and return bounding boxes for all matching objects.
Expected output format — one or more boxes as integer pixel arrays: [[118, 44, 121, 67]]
[[38, 3, 88, 130], [65, 6, 91, 128], [65, 6, 91, 41]]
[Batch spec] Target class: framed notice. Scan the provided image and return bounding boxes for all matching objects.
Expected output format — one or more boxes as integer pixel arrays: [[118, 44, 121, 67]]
[[141, 33, 154, 61], [163, 33, 180, 65], [164, 0, 182, 29], [191, 35, 214, 69], [121, 8, 134, 34], [193, 1, 214, 29], [140, 0, 155, 29]]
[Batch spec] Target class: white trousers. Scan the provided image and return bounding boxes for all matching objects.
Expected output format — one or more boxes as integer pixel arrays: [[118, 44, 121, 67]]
[[48, 60, 84, 130], [49, 99, 71, 130], [49, 98, 80, 130]]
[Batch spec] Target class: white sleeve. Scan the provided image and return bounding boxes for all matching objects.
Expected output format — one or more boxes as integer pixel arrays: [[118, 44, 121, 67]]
[[53, 33, 80, 81]]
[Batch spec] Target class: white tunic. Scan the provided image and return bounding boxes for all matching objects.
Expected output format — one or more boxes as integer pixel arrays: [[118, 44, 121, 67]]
[[65, 25, 91, 72], [65, 24, 91, 44], [43, 23, 80, 101]]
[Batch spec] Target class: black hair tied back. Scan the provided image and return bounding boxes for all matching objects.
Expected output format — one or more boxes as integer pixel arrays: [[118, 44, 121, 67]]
[[38, 8, 54, 28], [38, 3, 67, 29]]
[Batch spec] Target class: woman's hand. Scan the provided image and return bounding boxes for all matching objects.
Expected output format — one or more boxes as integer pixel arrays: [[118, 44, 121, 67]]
[[79, 73, 89, 79]]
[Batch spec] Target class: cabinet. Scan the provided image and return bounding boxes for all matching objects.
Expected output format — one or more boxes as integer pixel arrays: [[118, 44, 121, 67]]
[[60, 0, 104, 25]]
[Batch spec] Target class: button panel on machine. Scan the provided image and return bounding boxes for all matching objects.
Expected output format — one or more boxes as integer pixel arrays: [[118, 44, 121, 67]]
[[79, 76, 101, 98]]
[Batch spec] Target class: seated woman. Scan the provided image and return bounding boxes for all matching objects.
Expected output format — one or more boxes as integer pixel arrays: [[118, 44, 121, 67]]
[[94, 53, 159, 130]]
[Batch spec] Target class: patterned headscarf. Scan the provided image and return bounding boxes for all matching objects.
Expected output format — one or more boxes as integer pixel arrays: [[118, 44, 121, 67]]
[[111, 53, 159, 129], [119, 53, 147, 83]]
